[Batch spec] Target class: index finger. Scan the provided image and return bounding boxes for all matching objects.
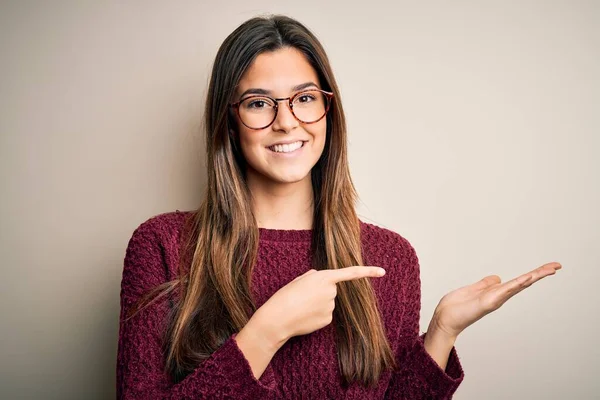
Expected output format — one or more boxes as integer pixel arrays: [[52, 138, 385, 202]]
[[492, 262, 562, 302], [504, 262, 562, 288], [324, 266, 386, 283]]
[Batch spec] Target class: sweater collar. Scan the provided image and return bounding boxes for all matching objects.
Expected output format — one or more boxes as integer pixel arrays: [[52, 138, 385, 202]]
[[258, 227, 312, 242]]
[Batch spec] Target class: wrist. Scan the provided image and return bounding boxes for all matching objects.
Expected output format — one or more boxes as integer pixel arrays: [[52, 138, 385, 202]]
[[424, 322, 458, 347], [247, 308, 289, 352], [422, 327, 457, 371], [428, 310, 461, 342]]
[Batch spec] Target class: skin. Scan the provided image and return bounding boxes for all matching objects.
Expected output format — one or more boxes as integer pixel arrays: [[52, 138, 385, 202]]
[[231, 46, 563, 378], [424, 262, 562, 370]]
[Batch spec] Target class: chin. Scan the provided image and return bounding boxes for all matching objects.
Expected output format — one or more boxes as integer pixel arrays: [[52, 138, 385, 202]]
[[260, 163, 313, 182], [270, 170, 311, 184]]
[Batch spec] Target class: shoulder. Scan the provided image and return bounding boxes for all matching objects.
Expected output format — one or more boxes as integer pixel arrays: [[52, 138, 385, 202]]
[[121, 210, 195, 300], [359, 219, 418, 262], [129, 209, 193, 242], [358, 219, 420, 280], [127, 210, 195, 259]]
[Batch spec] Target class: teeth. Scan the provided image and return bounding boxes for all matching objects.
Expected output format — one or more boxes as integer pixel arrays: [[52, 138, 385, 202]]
[[269, 141, 304, 153]]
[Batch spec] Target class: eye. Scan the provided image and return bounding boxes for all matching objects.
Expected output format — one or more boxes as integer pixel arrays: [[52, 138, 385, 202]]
[[297, 94, 316, 103], [248, 100, 266, 109], [293, 90, 320, 106], [243, 97, 275, 110]]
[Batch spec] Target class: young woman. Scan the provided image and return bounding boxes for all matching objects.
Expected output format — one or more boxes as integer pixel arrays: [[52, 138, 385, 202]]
[[116, 14, 562, 399]]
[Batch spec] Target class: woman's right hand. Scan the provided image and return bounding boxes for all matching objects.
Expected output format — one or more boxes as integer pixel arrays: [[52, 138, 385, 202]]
[[252, 266, 386, 349]]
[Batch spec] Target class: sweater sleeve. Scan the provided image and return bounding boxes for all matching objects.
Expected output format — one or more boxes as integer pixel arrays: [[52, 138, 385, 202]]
[[116, 218, 278, 399], [383, 239, 465, 400]]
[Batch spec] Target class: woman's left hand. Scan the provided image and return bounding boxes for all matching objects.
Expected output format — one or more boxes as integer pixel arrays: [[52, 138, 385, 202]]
[[429, 262, 562, 339]]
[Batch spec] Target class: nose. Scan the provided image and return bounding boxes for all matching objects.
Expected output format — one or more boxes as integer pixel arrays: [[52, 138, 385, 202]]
[[271, 100, 299, 133]]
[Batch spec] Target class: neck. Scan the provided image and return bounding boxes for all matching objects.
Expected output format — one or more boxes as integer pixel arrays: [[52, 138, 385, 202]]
[[246, 169, 314, 230]]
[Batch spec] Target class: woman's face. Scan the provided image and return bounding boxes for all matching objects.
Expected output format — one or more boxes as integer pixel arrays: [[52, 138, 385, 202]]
[[232, 47, 327, 185]]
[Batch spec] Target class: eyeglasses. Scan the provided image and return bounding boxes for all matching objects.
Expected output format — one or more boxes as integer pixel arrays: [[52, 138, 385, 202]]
[[229, 88, 334, 130]]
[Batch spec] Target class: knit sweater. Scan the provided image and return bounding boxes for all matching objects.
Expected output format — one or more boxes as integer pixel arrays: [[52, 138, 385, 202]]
[[116, 210, 465, 399]]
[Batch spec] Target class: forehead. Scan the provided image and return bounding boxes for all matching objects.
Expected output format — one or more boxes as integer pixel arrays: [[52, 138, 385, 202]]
[[236, 47, 320, 95]]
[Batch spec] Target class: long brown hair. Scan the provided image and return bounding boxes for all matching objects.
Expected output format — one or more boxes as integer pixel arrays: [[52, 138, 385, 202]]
[[127, 14, 397, 388]]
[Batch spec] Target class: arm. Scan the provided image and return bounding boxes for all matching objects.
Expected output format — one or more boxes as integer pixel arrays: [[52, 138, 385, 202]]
[[116, 219, 279, 399], [384, 240, 465, 400], [423, 325, 458, 372]]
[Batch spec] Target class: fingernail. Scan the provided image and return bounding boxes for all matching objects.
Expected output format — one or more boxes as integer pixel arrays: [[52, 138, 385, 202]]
[[378, 268, 386, 276]]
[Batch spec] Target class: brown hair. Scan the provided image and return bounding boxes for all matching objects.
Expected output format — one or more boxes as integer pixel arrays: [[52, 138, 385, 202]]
[[127, 14, 397, 388]]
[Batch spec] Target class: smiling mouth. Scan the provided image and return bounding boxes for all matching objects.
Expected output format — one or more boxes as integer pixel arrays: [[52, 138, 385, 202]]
[[267, 140, 307, 153]]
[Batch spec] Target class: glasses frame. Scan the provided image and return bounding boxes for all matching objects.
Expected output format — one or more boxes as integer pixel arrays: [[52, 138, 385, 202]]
[[229, 88, 334, 130]]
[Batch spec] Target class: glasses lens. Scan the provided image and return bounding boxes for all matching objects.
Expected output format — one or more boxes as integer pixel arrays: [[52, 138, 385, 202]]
[[238, 96, 277, 129], [292, 90, 329, 123]]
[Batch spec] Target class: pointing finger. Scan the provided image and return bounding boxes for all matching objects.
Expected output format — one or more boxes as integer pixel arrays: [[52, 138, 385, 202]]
[[325, 266, 386, 284]]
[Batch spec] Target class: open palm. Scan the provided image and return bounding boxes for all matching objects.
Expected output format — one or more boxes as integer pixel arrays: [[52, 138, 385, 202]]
[[430, 262, 562, 338]]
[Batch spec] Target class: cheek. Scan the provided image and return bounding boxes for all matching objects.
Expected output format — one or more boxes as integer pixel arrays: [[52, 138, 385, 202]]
[[238, 130, 264, 162], [239, 136, 256, 158], [309, 121, 327, 151]]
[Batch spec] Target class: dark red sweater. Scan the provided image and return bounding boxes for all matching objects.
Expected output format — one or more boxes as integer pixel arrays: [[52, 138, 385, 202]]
[[117, 210, 465, 399]]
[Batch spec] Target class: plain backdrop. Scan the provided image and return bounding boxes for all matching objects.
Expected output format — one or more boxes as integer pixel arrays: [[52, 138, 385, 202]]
[[1, 1, 598, 399]]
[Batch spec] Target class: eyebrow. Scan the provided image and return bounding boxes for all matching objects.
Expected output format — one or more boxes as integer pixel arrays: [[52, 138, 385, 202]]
[[238, 81, 319, 100]]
